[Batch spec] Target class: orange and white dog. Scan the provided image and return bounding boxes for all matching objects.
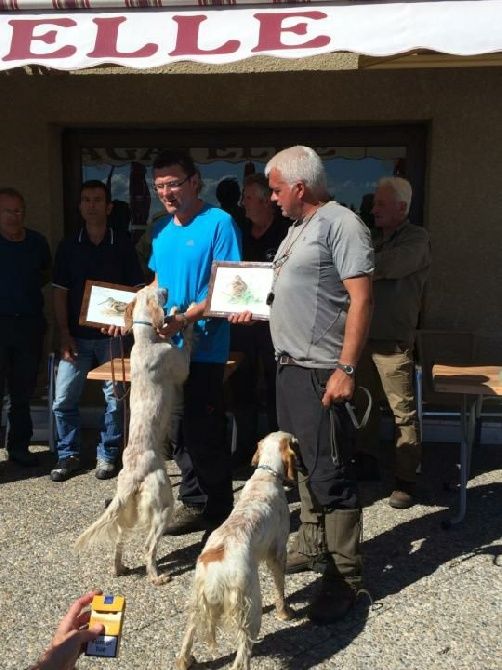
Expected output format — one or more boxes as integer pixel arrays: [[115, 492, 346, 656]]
[[76, 286, 193, 585], [176, 431, 298, 670]]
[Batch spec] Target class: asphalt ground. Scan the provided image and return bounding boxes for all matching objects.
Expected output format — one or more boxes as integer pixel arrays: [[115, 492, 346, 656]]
[[0, 437, 500, 670]]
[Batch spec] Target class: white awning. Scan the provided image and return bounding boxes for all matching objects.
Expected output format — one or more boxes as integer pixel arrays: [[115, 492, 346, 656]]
[[0, 0, 501, 71]]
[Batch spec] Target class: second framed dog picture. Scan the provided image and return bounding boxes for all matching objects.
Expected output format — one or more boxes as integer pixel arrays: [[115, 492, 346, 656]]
[[79, 280, 138, 329], [205, 261, 274, 321]]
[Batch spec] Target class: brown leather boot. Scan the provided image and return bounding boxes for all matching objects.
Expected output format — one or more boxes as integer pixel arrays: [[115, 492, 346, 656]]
[[286, 520, 326, 574], [307, 508, 363, 625], [286, 549, 329, 574], [389, 479, 415, 509]]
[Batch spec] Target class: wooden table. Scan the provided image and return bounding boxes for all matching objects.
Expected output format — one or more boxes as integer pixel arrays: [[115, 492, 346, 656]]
[[87, 353, 244, 384], [87, 353, 245, 453], [432, 364, 502, 526]]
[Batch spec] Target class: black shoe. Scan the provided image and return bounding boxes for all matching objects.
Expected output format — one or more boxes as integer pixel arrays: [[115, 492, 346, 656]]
[[164, 505, 207, 536], [8, 451, 39, 467], [95, 459, 117, 480], [50, 456, 81, 482], [8, 450, 39, 467], [308, 575, 358, 624]]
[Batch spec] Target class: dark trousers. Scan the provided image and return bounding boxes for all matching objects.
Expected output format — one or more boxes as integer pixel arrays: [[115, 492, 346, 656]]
[[171, 362, 233, 521], [276, 364, 359, 511], [230, 322, 278, 461], [0, 315, 45, 455]]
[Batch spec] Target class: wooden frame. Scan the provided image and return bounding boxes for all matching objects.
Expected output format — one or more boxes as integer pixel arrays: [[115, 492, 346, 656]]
[[204, 261, 273, 321], [79, 280, 139, 329]]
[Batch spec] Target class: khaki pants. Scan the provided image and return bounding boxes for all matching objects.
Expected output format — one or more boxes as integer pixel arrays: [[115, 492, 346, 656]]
[[355, 340, 421, 483]]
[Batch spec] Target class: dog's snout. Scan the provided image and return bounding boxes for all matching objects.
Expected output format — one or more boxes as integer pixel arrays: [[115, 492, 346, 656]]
[[157, 288, 168, 306]]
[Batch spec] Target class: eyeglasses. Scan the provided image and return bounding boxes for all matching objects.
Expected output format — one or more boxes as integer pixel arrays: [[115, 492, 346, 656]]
[[0, 208, 24, 217], [153, 174, 194, 193]]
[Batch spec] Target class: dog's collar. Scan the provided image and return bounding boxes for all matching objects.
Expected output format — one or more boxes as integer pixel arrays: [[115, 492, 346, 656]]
[[132, 320, 154, 327], [255, 464, 283, 481]]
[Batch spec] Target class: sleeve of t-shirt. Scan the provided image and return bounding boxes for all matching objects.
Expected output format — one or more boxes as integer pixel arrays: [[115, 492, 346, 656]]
[[148, 218, 165, 274], [52, 240, 70, 290], [330, 211, 375, 280], [213, 214, 242, 263]]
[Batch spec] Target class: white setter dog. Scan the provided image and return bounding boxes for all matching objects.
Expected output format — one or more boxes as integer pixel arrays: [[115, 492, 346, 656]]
[[76, 286, 193, 585], [176, 431, 298, 670]]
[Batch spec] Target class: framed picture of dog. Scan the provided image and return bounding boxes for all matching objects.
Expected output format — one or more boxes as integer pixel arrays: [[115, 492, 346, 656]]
[[205, 261, 274, 321], [79, 280, 139, 329]]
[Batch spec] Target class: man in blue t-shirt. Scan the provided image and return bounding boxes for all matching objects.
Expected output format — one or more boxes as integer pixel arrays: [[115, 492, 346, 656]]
[[149, 150, 241, 535], [0, 187, 51, 467]]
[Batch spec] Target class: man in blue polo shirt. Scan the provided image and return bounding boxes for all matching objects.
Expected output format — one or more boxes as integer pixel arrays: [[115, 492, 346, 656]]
[[50, 180, 144, 482], [148, 150, 241, 534], [0, 187, 51, 467]]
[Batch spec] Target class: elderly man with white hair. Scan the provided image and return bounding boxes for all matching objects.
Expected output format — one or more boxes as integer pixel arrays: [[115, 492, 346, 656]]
[[233, 146, 374, 624], [355, 176, 431, 509]]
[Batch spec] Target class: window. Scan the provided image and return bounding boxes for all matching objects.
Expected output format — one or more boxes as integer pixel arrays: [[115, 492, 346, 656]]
[[63, 125, 426, 236]]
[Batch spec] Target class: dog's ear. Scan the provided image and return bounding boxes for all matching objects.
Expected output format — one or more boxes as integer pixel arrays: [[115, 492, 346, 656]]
[[123, 298, 135, 333], [280, 436, 297, 483], [148, 297, 165, 331], [251, 440, 263, 467]]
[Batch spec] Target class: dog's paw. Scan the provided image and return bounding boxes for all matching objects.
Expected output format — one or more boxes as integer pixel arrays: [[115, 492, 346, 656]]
[[276, 604, 295, 621], [175, 654, 195, 669], [150, 572, 172, 586]]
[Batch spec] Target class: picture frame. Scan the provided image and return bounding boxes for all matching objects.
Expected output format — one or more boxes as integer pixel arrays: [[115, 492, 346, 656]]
[[204, 261, 274, 321], [79, 280, 139, 329]]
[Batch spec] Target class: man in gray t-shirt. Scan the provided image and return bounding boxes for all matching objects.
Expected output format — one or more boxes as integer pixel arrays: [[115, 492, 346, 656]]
[[230, 147, 373, 624], [266, 147, 373, 625]]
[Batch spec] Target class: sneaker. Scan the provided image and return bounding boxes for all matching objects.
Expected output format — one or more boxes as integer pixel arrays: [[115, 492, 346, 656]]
[[50, 456, 81, 482], [389, 479, 415, 509], [164, 505, 207, 536], [95, 459, 117, 480], [8, 450, 39, 467]]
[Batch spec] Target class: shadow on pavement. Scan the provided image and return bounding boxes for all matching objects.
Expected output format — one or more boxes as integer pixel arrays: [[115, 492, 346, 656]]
[[364, 481, 502, 601]]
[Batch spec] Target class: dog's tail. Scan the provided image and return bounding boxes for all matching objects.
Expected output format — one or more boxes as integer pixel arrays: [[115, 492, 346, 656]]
[[75, 484, 138, 551], [191, 560, 253, 647]]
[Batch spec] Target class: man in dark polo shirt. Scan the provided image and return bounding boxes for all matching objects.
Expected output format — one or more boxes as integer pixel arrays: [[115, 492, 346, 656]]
[[0, 187, 51, 467], [50, 180, 144, 482], [230, 173, 288, 465]]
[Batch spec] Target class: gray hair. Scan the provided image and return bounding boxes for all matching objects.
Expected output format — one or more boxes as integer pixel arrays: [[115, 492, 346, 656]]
[[243, 173, 271, 201], [378, 177, 412, 216], [265, 146, 327, 197]]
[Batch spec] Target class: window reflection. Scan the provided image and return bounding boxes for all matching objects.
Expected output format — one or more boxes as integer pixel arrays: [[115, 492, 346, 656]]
[[81, 145, 406, 237]]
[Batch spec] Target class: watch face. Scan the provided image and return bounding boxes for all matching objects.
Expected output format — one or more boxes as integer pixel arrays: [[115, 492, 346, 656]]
[[339, 363, 355, 376]]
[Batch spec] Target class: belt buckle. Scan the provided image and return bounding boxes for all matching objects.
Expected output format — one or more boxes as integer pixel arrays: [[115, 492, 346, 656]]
[[278, 354, 291, 365]]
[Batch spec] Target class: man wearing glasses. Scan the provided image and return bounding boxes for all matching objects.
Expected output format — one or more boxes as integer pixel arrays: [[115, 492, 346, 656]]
[[0, 187, 51, 467], [149, 150, 241, 537]]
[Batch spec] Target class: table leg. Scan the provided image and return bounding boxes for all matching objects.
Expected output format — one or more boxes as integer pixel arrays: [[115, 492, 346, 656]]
[[443, 395, 476, 528]]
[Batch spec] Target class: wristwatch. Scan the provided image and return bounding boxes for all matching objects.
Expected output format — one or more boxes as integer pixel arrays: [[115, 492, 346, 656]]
[[335, 362, 356, 377]]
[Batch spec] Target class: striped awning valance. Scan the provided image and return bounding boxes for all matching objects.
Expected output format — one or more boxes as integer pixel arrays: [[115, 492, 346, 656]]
[[0, 0, 501, 70]]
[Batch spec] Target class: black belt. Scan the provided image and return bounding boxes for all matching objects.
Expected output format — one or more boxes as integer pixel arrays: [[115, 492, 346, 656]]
[[277, 354, 301, 366]]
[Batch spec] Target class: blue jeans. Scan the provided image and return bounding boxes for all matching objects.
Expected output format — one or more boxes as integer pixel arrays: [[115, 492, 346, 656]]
[[52, 337, 125, 463]]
